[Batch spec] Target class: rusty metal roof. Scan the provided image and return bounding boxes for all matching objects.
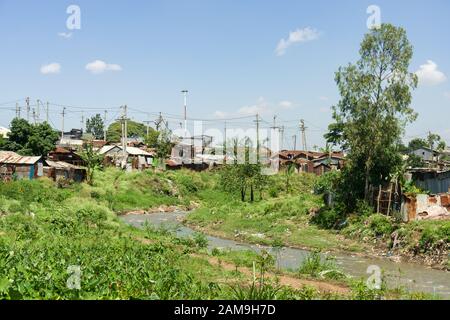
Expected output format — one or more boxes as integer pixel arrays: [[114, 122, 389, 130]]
[[0, 151, 42, 165], [44, 160, 85, 170]]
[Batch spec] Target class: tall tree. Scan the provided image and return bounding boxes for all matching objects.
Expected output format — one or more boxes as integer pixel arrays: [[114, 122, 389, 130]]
[[106, 120, 147, 143], [26, 122, 60, 156], [3, 119, 58, 156], [5, 118, 33, 152], [325, 24, 418, 205], [86, 114, 105, 140]]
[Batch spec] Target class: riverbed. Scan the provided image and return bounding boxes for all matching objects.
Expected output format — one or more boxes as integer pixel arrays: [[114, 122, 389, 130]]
[[121, 211, 450, 298]]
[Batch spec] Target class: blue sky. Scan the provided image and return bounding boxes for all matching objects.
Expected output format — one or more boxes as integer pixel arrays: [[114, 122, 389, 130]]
[[0, 0, 449, 148]]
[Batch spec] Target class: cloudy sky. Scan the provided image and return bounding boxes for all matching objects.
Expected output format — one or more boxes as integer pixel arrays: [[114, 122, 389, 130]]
[[0, 0, 449, 148]]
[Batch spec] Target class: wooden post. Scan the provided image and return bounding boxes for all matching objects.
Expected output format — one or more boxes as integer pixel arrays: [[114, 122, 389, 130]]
[[386, 183, 393, 216], [377, 185, 382, 214]]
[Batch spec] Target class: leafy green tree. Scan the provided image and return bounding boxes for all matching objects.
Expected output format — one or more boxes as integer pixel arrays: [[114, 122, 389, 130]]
[[3, 119, 58, 156], [154, 129, 173, 162], [220, 138, 268, 202], [86, 114, 105, 140], [407, 138, 428, 152], [5, 118, 32, 153], [79, 143, 104, 185], [144, 128, 160, 148], [106, 120, 147, 143], [26, 122, 59, 156], [325, 24, 418, 207]]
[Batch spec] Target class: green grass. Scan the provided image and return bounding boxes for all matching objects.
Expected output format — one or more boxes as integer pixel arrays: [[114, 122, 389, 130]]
[[0, 168, 443, 299], [186, 174, 364, 252]]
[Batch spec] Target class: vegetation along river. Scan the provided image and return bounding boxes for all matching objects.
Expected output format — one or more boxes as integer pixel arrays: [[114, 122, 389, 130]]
[[121, 211, 450, 298]]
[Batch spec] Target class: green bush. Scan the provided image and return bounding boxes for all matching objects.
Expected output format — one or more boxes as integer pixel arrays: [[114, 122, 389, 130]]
[[368, 214, 395, 237], [311, 206, 344, 229]]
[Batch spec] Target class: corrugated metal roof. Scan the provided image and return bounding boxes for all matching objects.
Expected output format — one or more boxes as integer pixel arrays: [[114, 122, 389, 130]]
[[99, 145, 153, 156], [0, 151, 42, 165], [45, 160, 84, 170]]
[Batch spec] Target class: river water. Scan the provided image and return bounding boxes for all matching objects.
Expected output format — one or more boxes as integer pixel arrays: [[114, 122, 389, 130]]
[[121, 211, 450, 298]]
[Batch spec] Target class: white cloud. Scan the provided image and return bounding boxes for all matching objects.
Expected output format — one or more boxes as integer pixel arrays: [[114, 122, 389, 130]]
[[214, 111, 228, 119], [415, 60, 447, 86], [278, 100, 294, 109], [275, 27, 320, 56], [40, 63, 61, 75], [444, 92, 450, 99], [58, 32, 72, 39], [238, 97, 271, 116], [319, 96, 329, 101], [85, 60, 122, 74]]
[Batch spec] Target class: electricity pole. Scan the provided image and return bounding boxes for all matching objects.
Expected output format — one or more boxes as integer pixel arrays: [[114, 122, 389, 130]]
[[223, 121, 227, 160], [61, 107, 66, 142], [293, 135, 297, 150], [26, 97, 30, 122], [36, 100, 41, 123], [103, 110, 108, 141], [15, 103, 20, 118], [46, 102, 49, 123], [181, 90, 188, 138], [300, 119, 308, 151], [280, 125, 285, 150], [119, 105, 128, 159], [81, 111, 85, 132], [255, 114, 260, 164]]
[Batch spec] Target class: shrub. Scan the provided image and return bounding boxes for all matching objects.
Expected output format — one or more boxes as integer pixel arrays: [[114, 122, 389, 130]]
[[298, 251, 345, 280], [368, 214, 395, 237], [311, 206, 345, 229]]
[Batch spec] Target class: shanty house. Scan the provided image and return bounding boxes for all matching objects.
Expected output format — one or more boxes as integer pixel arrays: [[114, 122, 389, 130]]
[[44, 160, 86, 182], [99, 145, 154, 170], [48, 147, 84, 166], [0, 151, 43, 181], [410, 147, 440, 162]]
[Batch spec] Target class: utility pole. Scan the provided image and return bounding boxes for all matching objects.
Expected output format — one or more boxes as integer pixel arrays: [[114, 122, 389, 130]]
[[280, 125, 285, 150], [103, 110, 107, 141], [15, 103, 20, 119], [46, 102, 49, 123], [155, 112, 164, 131], [81, 111, 85, 132], [300, 119, 308, 151], [293, 135, 297, 150], [32, 108, 36, 124], [36, 100, 40, 123], [223, 121, 227, 160], [61, 107, 66, 142], [181, 90, 188, 138], [26, 97, 30, 122], [119, 105, 128, 159], [255, 114, 260, 164]]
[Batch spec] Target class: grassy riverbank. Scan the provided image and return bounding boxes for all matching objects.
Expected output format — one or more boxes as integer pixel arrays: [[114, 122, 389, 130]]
[[0, 168, 445, 299], [0, 169, 352, 299]]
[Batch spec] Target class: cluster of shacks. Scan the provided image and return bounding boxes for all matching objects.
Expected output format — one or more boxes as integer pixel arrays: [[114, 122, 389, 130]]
[[270, 150, 345, 176], [0, 150, 86, 182]]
